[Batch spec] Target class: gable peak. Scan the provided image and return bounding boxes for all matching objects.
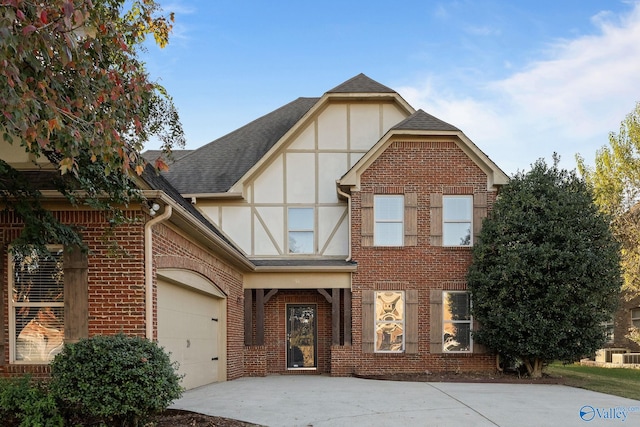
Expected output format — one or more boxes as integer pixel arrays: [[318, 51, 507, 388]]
[[327, 73, 396, 94]]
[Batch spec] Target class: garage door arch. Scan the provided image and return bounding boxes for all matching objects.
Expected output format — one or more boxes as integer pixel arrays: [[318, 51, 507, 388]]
[[157, 268, 227, 389]]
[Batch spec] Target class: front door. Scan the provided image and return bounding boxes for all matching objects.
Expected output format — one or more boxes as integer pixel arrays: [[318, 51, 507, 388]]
[[286, 304, 317, 369]]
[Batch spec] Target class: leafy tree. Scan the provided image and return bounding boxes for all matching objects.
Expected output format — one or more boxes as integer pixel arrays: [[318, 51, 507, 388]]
[[467, 156, 621, 378], [577, 102, 640, 300], [0, 0, 185, 256]]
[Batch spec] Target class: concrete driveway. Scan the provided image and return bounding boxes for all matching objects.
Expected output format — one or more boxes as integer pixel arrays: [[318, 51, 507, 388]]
[[171, 375, 640, 427]]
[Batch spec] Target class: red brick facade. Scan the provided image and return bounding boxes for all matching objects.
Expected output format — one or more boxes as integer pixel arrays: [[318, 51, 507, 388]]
[[343, 140, 498, 375], [0, 207, 246, 380]]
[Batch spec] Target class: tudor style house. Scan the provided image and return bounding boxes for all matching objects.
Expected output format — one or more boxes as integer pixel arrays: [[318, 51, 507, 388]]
[[2, 74, 512, 389], [159, 74, 509, 377]]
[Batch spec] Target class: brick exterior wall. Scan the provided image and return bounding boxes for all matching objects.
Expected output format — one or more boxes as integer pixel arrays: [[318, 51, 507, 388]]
[[609, 292, 640, 352], [0, 207, 246, 380], [246, 289, 331, 375], [347, 140, 498, 375]]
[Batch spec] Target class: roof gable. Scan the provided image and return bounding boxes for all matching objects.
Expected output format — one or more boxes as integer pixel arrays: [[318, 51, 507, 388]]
[[392, 109, 459, 132], [339, 110, 508, 190], [165, 97, 319, 194], [327, 73, 395, 93], [161, 74, 413, 195]]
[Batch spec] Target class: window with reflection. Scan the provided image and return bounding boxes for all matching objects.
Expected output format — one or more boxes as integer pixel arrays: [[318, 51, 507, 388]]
[[375, 291, 405, 352], [10, 247, 64, 363], [632, 308, 640, 328], [374, 195, 404, 246], [443, 196, 472, 246], [442, 291, 472, 352], [288, 207, 314, 253]]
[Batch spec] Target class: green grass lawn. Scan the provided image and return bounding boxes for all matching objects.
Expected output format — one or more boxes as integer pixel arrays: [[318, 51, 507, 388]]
[[547, 362, 640, 401]]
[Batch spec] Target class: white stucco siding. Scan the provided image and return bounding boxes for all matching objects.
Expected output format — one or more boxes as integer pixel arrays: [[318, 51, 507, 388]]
[[318, 104, 347, 150], [289, 122, 315, 150], [382, 103, 407, 133], [253, 154, 284, 204], [198, 205, 220, 227], [350, 104, 382, 150], [323, 216, 349, 255], [254, 206, 285, 255], [220, 206, 251, 254], [318, 153, 348, 203], [286, 152, 316, 203], [318, 206, 348, 256]]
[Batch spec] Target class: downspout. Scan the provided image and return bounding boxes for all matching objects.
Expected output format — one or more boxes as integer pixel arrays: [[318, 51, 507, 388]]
[[144, 204, 172, 340], [336, 183, 352, 262]]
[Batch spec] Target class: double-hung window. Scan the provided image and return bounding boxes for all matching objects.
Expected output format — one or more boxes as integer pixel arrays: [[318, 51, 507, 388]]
[[374, 195, 404, 246], [288, 207, 314, 253], [9, 246, 64, 363], [442, 291, 472, 352], [375, 291, 405, 352], [443, 196, 472, 246]]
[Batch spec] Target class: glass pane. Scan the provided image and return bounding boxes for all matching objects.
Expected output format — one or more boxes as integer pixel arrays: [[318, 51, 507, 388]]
[[289, 231, 313, 253], [443, 323, 471, 352], [443, 196, 472, 221], [376, 292, 404, 321], [287, 305, 316, 368], [374, 222, 403, 246], [288, 208, 313, 230], [13, 249, 64, 303], [376, 322, 404, 352], [375, 196, 403, 221], [15, 306, 64, 362], [443, 292, 470, 321], [443, 222, 471, 246]]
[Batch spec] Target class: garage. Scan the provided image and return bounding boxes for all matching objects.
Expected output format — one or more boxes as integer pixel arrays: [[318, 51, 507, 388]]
[[157, 269, 227, 390]]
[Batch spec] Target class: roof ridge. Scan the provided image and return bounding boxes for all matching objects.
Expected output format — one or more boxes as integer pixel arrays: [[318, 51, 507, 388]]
[[391, 109, 459, 132], [327, 73, 396, 94]]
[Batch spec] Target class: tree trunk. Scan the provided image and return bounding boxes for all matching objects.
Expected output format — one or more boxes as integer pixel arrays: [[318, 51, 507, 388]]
[[522, 357, 544, 378]]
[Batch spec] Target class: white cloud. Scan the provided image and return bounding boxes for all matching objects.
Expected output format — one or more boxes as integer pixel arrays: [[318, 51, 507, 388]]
[[399, 2, 640, 175]]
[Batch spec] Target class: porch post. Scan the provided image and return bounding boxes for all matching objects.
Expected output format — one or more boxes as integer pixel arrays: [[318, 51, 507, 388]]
[[256, 289, 265, 346], [343, 289, 352, 345], [332, 288, 340, 345], [244, 289, 252, 346]]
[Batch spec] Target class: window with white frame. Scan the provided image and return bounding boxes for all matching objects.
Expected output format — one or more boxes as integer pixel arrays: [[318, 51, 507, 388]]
[[9, 246, 64, 363], [632, 308, 640, 328], [375, 291, 405, 352], [374, 195, 404, 246], [443, 196, 472, 246], [288, 207, 314, 253], [442, 291, 472, 352]]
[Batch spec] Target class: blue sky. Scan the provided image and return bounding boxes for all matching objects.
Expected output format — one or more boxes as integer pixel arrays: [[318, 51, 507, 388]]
[[141, 0, 640, 176]]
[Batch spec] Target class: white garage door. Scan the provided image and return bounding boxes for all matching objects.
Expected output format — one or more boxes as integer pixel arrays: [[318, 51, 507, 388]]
[[157, 270, 226, 390]]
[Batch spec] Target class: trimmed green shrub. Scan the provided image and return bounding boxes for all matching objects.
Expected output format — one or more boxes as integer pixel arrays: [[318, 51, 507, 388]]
[[50, 333, 183, 426], [0, 375, 63, 427]]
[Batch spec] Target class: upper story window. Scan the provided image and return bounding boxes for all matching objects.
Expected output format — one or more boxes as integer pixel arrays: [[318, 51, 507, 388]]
[[632, 308, 640, 328], [442, 291, 472, 353], [288, 207, 314, 253], [375, 291, 405, 352], [443, 196, 472, 246], [374, 195, 404, 246], [9, 246, 64, 363]]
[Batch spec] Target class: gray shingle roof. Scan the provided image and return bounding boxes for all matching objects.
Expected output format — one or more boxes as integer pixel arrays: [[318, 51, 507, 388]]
[[327, 73, 395, 93], [141, 150, 194, 164], [141, 164, 246, 257], [162, 74, 401, 194], [164, 97, 319, 194], [391, 109, 459, 132]]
